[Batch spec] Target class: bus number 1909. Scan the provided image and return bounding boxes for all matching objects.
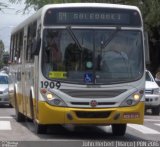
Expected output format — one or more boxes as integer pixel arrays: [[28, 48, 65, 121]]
[[41, 81, 61, 89]]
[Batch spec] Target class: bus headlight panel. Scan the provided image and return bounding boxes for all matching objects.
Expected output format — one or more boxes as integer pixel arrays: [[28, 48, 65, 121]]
[[153, 88, 159, 94], [120, 90, 143, 107], [47, 93, 66, 106], [41, 90, 67, 107]]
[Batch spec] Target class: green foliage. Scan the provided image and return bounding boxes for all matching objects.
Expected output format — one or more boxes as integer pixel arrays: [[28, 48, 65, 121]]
[[3, 51, 10, 65], [0, 40, 5, 67], [9, 0, 160, 27], [0, 2, 8, 12], [0, 40, 4, 51], [0, 61, 4, 69], [8, 0, 160, 38]]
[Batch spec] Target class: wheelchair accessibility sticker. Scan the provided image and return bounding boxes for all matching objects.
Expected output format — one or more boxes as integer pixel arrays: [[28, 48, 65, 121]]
[[84, 73, 93, 83]]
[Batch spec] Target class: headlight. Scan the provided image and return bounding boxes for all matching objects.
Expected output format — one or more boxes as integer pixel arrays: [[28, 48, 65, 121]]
[[46, 92, 66, 106], [41, 89, 67, 107], [120, 90, 144, 107], [153, 88, 159, 94], [3, 88, 9, 93]]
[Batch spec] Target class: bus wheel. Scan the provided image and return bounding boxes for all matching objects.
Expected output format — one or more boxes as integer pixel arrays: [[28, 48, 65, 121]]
[[15, 94, 25, 122], [8, 103, 13, 108], [152, 105, 160, 115], [34, 121, 47, 134], [29, 92, 34, 120], [112, 124, 126, 136]]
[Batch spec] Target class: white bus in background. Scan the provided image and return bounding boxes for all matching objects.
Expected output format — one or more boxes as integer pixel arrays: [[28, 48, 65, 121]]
[[9, 3, 145, 136]]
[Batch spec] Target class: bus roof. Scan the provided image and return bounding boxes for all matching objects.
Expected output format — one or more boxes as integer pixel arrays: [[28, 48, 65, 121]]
[[11, 3, 141, 34], [42, 3, 140, 10]]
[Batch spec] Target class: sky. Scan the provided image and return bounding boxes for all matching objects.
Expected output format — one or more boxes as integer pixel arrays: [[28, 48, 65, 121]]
[[0, 0, 34, 51]]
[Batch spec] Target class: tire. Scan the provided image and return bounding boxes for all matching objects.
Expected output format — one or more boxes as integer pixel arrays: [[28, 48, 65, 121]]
[[112, 124, 127, 136], [34, 121, 47, 134], [152, 105, 160, 115], [15, 104, 25, 122], [29, 92, 34, 120], [8, 103, 13, 108], [30, 92, 47, 134], [14, 92, 25, 122]]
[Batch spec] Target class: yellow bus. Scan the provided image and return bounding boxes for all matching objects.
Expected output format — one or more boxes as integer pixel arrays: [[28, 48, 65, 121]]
[[9, 3, 145, 136]]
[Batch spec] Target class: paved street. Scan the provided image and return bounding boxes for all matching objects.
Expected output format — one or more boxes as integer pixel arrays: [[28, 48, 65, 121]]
[[0, 105, 160, 146]]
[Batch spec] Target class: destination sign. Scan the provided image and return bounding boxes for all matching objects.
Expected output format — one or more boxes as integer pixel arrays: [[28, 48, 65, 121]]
[[44, 8, 141, 26], [57, 12, 129, 24]]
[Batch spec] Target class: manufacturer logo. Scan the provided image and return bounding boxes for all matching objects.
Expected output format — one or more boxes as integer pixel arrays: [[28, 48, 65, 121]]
[[90, 100, 97, 107]]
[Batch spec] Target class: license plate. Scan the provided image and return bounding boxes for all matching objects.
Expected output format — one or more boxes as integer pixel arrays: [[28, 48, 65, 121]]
[[123, 112, 140, 119]]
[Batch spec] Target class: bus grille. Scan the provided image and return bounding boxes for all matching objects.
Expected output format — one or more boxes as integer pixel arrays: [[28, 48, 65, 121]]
[[75, 111, 111, 118], [71, 102, 116, 105], [61, 89, 126, 98]]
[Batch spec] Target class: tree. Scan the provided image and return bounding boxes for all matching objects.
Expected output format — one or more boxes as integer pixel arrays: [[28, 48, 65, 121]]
[[0, 40, 4, 55], [0, 40, 5, 68], [3, 51, 10, 65], [0, 0, 18, 12], [9, 0, 78, 11], [9, 0, 160, 38], [9, 0, 160, 73], [9, 0, 160, 30], [0, 2, 8, 12]]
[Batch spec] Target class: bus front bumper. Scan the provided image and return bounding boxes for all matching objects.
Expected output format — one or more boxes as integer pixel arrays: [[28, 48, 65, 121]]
[[37, 102, 144, 125]]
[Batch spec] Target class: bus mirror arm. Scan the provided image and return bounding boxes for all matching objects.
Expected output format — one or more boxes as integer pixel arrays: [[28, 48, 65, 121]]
[[32, 38, 41, 56]]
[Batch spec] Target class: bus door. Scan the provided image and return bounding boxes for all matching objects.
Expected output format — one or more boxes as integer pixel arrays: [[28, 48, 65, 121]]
[[21, 34, 28, 115]]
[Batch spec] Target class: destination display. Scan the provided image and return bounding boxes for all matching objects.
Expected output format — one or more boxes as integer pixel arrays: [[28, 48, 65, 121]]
[[44, 8, 141, 26]]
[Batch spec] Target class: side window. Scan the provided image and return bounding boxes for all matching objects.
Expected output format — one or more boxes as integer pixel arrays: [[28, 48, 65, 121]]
[[26, 21, 37, 62], [11, 34, 18, 63], [10, 30, 24, 63], [13, 34, 17, 62], [10, 36, 14, 62], [17, 31, 24, 63]]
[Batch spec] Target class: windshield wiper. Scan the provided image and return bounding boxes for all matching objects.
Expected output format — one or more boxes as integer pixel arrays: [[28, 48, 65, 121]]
[[66, 26, 83, 51], [101, 27, 121, 49], [66, 26, 84, 70]]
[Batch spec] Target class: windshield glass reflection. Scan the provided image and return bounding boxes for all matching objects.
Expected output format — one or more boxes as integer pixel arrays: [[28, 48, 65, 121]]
[[41, 29, 143, 84]]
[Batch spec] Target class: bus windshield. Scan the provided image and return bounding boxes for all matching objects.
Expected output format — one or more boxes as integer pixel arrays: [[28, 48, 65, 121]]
[[41, 28, 143, 84]]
